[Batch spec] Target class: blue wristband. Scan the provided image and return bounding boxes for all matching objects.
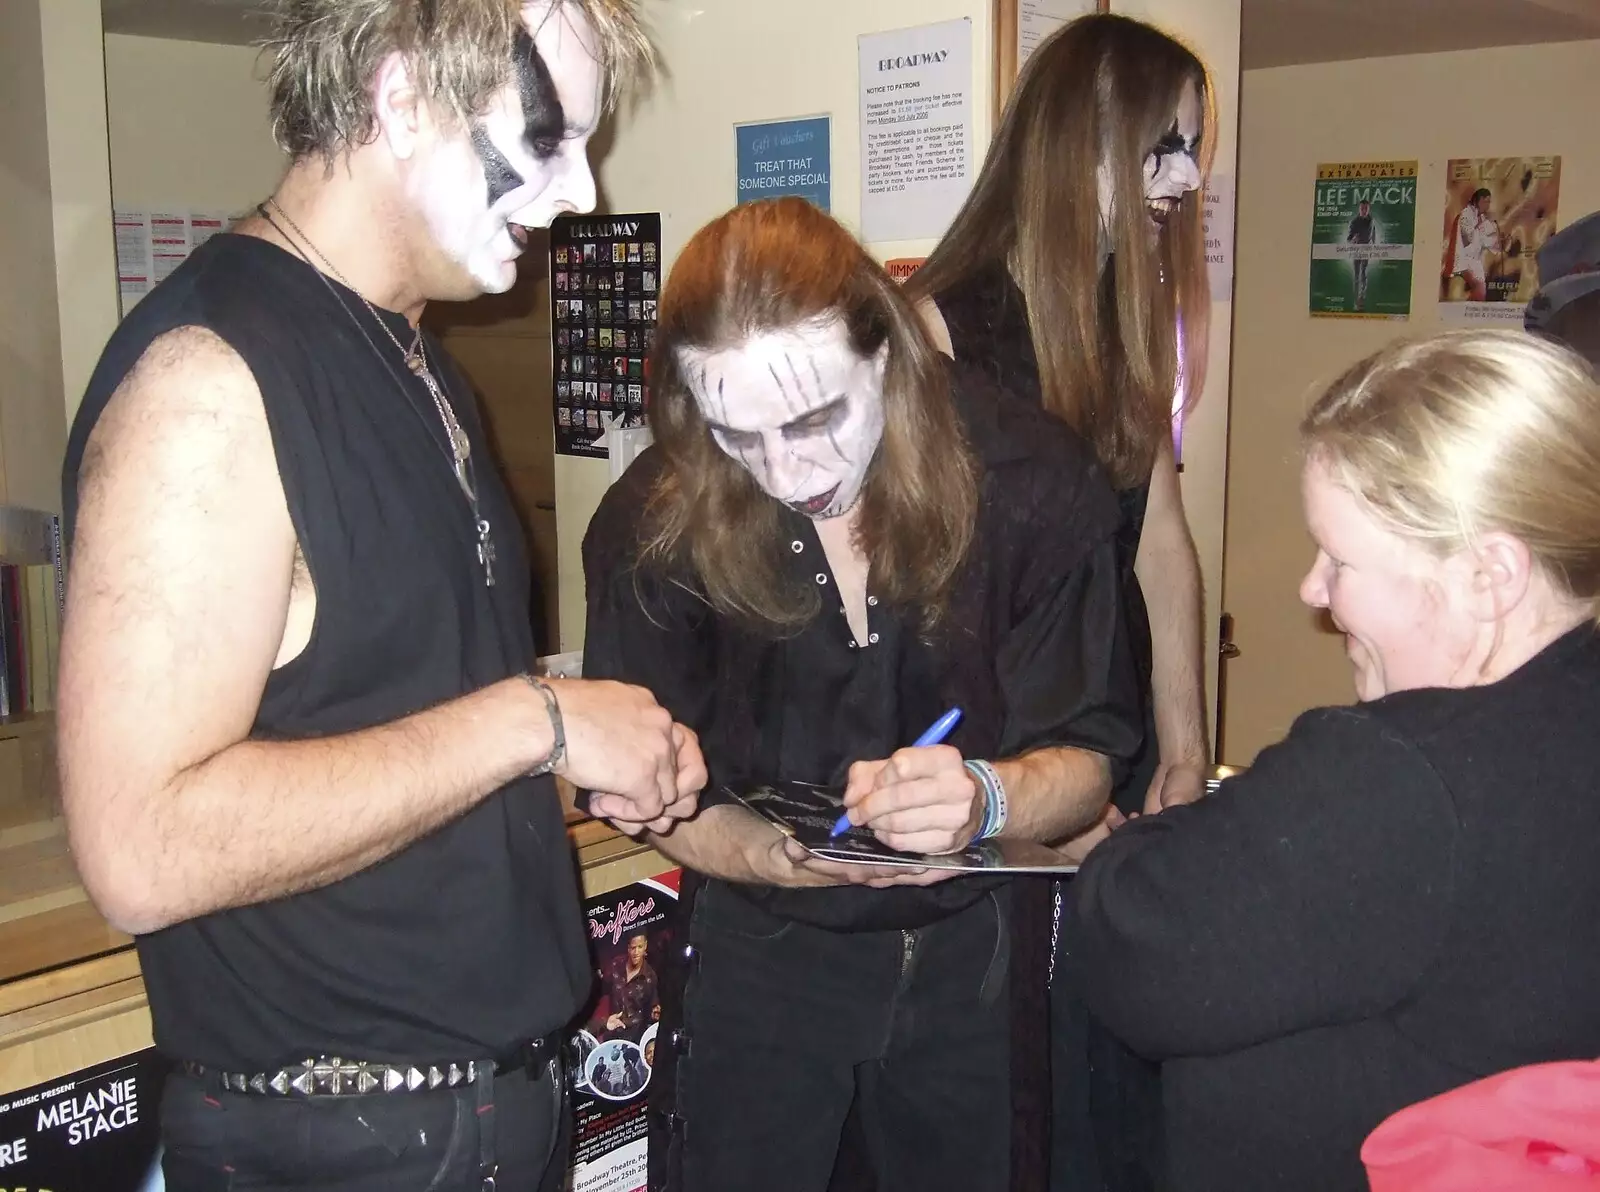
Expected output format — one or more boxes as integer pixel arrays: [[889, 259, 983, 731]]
[[963, 759, 1007, 841]]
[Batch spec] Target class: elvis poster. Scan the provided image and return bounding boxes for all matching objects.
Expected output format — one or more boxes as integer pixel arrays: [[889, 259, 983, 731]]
[[1309, 160, 1417, 319], [568, 868, 682, 1192], [1439, 156, 1561, 324], [0, 1048, 169, 1191]]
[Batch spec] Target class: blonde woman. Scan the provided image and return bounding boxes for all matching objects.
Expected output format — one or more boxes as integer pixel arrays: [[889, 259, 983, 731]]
[[1065, 329, 1600, 1191]]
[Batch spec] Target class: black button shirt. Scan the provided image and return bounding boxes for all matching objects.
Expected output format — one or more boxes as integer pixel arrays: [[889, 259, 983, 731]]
[[583, 361, 1142, 930]]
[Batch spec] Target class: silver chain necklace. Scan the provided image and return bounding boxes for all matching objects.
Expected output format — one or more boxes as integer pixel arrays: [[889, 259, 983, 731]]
[[259, 199, 497, 587], [265, 200, 474, 500]]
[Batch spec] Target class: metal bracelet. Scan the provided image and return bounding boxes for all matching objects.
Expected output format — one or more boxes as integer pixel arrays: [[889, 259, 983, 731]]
[[522, 673, 566, 776]]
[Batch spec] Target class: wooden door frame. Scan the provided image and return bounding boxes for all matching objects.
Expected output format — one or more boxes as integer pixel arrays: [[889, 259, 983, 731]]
[[993, 0, 1110, 120]]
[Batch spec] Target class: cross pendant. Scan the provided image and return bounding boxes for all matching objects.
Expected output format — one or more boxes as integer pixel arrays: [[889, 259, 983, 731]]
[[476, 517, 496, 588]]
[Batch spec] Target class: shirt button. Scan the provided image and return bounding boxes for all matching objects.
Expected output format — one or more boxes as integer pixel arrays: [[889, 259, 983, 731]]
[[869, 633, 879, 644], [848, 641, 856, 649], [815, 573, 828, 585], [790, 540, 804, 553], [867, 596, 878, 607]]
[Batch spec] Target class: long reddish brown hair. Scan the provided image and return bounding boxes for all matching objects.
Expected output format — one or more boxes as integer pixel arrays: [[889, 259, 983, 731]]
[[646, 197, 979, 631], [907, 13, 1214, 489]]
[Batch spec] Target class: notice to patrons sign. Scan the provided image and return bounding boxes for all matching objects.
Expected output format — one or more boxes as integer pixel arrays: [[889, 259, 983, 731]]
[[858, 18, 973, 243]]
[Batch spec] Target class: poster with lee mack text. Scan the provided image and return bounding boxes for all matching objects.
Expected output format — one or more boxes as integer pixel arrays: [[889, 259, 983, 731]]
[[1439, 156, 1561, 324], [1309, 161, 1417, 319]]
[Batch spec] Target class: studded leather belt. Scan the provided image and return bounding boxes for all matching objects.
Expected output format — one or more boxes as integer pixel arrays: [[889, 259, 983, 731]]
[[180, 1032, 564, 1097]]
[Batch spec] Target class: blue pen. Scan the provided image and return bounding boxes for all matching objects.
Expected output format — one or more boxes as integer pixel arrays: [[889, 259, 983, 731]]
[[829, 707, 964, 837]]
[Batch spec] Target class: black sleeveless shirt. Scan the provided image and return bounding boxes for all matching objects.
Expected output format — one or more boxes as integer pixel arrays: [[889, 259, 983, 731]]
[[63, 234, 590, 1070], [935, 264, 1158, 810]]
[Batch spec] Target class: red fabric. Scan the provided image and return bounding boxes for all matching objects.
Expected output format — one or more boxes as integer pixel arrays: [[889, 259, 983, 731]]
[[1363, 1061, 1600, 1190]]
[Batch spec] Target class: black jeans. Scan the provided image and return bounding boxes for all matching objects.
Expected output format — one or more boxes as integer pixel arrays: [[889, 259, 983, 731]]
[[159, 1057, 569, 1191], [667, 880, 1012, 1192]]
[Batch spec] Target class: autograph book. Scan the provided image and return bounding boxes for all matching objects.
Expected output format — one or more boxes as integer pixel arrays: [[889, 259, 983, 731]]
[[729, 780, 1081, 875]]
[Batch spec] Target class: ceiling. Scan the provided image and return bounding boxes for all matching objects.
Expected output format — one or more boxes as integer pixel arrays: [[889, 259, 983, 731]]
[[101, 0, 1600, 67], [1241, 0, 1600, 69], [100, 0, 272, 45]]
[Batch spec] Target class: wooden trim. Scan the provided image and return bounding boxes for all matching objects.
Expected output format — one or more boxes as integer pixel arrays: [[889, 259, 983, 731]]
[[0, 999, 154, 1094], [0, 976, 147, 1051], [992, 0, 1112, 121], [994, 0, 1020, 123], [0, 949, 141, 1019]]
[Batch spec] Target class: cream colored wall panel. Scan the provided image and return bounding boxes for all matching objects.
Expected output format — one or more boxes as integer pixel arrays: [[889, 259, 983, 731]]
[[1222, 39, 1600, 761], [103, 34, 285, 214]]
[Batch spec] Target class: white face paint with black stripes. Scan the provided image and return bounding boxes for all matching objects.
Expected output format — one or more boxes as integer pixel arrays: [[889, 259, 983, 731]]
[[1095, 78, 1204, 248], [410, 2, 602, 294], [680, 320, 888, 520]]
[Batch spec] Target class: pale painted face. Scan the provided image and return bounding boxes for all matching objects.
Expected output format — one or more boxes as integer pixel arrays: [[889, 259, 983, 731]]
[[680, 320, 888, 520], [409, 2, 602, 294], [1298, 459, 1478, 701], [1096, 77, 1204, 243], [1142, 78, 1204, 228]]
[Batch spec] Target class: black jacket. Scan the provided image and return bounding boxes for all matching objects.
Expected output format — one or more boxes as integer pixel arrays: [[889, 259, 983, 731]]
[[1067, 625, 1600, 1191]]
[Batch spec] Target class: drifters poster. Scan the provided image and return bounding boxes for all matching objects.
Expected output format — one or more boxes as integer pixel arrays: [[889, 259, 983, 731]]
[[568, 869, 682, 1192], [1439, 156, 1561, 324], [1309, 161, 1417, 319]]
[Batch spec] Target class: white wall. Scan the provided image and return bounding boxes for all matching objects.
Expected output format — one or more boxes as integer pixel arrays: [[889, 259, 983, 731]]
[[103, 34, 284, 214], [1223, 38, 1600, 760], [0, 0, 68, 512], [42, 0, 118, 427], [555, 0, 997, 647]]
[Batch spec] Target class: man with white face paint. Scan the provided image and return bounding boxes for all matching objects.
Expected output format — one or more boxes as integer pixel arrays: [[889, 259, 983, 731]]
[[58, 3, 703, 1189], [583, 198, 1141, 1192]]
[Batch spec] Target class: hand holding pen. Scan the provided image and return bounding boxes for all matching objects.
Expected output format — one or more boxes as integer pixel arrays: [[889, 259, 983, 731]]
[[832, 708, 974, 853]]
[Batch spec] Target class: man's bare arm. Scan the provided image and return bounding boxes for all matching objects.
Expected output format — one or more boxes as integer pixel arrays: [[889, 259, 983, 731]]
[[59, 327, 690, 934], [644, 804, 781, 885], [1135, 440, 1209, 809]]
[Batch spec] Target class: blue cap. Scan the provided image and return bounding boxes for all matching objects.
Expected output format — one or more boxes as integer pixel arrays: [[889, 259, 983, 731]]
[[1525, 210, 1600, 333]]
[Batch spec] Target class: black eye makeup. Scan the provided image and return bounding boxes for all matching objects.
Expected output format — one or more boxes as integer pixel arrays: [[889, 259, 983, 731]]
[[710, 426, 761, 452], [512, 28, 566, 156], [470, 27, 568, 206], [1147, 121, 1199, 169], [783, 398, 847, 438], [706, 398, 847, 451]]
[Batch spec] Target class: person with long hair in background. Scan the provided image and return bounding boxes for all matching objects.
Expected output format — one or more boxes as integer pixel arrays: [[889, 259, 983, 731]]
[[906, 14, 1215, 1190]]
